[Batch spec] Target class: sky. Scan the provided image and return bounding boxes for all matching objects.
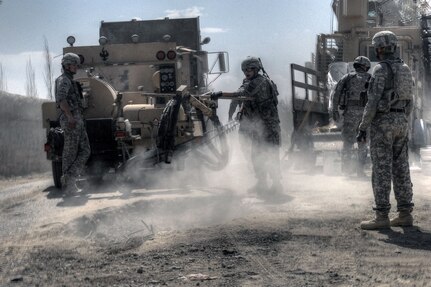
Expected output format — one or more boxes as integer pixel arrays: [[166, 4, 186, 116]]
[[0, 0, 334, 99]]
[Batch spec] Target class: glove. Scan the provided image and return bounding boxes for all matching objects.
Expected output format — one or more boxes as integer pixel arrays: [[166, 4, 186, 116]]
[[356, 130, 367, 142], [210, 91, 222, 100]]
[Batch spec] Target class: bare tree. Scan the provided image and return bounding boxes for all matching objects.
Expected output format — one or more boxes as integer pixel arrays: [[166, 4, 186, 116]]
[[43, 36, 54, 100], [26, 57, 38, 98], [0, 63, 7, 92]]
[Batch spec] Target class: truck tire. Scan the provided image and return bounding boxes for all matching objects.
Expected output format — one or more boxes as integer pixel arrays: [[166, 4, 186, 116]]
[[52, 160, 62, 188], [157, 96, 181, 152]]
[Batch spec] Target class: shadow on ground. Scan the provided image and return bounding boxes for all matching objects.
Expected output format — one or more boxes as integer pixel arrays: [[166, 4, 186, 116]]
[[380, 227, 431, 251]]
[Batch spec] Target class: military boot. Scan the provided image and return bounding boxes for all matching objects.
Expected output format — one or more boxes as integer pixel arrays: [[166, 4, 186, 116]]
[[165, 150, 173, 164], [61, 174, 78, 196], [269, 180, 283, 195], [247, 179, 267, 196], [360, 211, 390, 230], [390, 211, 413, 227], [60, 174, 69, 188]]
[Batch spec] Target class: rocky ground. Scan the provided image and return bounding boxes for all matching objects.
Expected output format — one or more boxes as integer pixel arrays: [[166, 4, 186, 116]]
[[1, 153, 431, 286]]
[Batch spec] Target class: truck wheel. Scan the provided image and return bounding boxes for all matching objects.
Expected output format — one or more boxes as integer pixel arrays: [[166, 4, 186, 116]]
[[157, 97, 181, 156], [52, 160, 62, 188]]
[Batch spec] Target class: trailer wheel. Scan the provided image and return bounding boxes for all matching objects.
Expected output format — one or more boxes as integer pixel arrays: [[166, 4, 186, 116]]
[[52, 160, 62, 188], [188, 117, 230, 171]]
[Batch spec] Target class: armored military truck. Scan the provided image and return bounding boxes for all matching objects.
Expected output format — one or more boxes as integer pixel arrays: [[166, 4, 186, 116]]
[[42, 17, 231, 188], [289, 0, 431, 169]]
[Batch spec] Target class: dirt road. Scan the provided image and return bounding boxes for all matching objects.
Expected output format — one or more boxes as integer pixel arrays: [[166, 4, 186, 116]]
[[1, 157, 431, 286]]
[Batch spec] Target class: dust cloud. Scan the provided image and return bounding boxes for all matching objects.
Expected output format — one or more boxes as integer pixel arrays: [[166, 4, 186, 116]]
[[0, 91, 373, 248], [61, 127, 372, 244], [0, 90, 372, 243]]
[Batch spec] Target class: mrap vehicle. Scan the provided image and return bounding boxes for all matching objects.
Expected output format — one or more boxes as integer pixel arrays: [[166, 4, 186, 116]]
[[289, 0, 431, 169], [42, 17, 231, 188]]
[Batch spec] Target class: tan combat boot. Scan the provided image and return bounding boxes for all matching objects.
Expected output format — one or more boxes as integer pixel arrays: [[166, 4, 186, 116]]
[[360, 211, 390, 230], [247, 179, 267, 196], [390, 211, 413, 227], [60, 174, 69, 188]]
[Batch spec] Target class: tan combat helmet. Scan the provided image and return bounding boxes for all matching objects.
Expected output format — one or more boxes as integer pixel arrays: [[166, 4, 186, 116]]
[[61, 52, 81, 66], [353, 56, 371, 71], [372, 30, 398, 54], [241, 56, 262, 72]]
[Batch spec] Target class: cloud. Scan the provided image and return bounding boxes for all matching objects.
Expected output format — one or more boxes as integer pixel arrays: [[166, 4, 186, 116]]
[[201, 27, 228, 34], [164, 6, 204, 18]]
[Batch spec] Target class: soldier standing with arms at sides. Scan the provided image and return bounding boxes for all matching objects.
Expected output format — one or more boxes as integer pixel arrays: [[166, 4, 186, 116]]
[[331, 56, 371, 177], [356, 31, 414, 230], [212, 57, 282, 197], [55, 53, 91, 195]]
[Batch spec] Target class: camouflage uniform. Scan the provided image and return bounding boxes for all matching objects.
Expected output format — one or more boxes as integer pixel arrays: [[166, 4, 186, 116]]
[[230, 80, 254, 138], [55, 71, 90, 181], [359, 57, 414, 214], [332, 70, 370, 174], [234, 74, 281, 185]]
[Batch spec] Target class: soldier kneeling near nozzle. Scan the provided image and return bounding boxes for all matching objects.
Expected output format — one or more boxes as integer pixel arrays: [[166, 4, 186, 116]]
[[212, 57, 282, 198]]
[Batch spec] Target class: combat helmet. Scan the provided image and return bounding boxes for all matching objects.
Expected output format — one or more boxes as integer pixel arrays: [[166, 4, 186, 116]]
[[61, 53, 81, 66], [372, 31, 398, 54], [353, 56, 371, 71], [241, 56, 262, 72]]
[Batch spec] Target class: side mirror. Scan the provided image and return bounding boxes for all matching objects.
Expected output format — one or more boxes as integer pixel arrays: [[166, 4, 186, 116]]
[[218, 52, 227, 73], [208, 52, 229, 74]]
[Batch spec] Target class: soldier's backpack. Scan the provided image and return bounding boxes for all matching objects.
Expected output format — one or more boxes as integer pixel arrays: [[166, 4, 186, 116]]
[[259, 57, 279, 106], [378, 60, 413, 112], [264, 74, 279, 105], [340, 72, 371, 108]]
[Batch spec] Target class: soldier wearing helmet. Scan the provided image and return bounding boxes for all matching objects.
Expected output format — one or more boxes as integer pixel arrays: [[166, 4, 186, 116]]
[[356, 31, 414, 230], [331, 55, 371, 177], [227, 58, 263, 122], [55, 52, 90, 195], [212, 57, 282, 199]]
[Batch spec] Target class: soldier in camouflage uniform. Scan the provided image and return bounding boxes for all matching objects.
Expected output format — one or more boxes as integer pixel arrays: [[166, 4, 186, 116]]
[[213, 57, 282, 196], [55, 53, 91, 194], [357, 31, 414, 230], [331, 56, 371, 176]]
